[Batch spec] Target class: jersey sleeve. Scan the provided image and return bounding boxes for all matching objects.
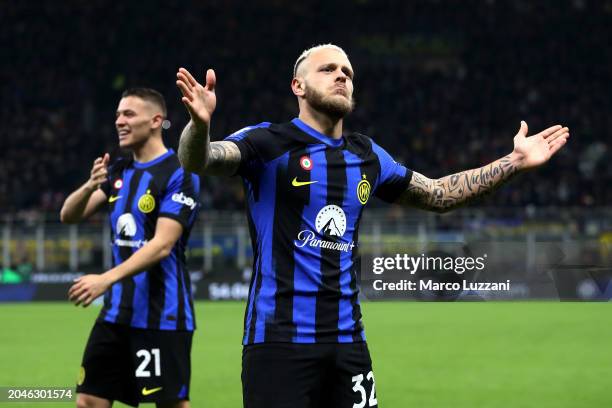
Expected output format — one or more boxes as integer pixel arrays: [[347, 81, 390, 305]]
[[371, 140, 413, 203], [223, 122, 272, 176], [158, 167, 201, 230]]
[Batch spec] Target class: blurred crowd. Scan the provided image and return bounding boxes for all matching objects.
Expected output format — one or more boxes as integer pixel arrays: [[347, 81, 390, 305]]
[[1, 0, 610, 218]]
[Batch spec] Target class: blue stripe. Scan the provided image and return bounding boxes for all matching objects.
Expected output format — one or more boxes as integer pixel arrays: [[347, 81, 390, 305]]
[[178, 249, 194, 330], [105, 168, 135, 323], [243, 181, 258, 343], [252, 154, 286, 343], [128, 172, 153, 328], [105, 246, 123, 323], [131, 271, 149, 328], [371, 141, 407, 187], [225, 122, 271, 142], [338, 150, 363, 342], [292, 145, 327, 343], [160, 168, 184, 216], [160, 254, 178, 330], [187, 174, 201, 227]]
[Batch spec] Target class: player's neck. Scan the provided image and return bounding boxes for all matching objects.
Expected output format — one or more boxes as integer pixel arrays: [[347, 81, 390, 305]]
[[132, 136, 167, 163], [298, 109, 343, 139]]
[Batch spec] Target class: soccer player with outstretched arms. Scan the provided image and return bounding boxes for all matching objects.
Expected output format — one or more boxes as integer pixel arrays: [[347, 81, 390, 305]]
[[176, 44, 569, 408]]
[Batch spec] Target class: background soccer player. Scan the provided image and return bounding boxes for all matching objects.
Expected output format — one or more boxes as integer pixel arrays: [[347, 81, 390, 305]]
[[175, 44, 569, 408], [60, 88, 200, 408]]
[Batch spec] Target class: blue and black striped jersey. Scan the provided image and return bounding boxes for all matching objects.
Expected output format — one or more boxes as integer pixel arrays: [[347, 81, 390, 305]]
[[98, 149, 200, 331], [225, 118, 412, 344]]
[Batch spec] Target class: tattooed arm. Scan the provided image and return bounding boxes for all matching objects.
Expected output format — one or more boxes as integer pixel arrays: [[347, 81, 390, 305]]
[[397, 154, 520, 212], [396, 122, 570, 212], [176, 67, 242, 176], [178, 120, 241, 176]]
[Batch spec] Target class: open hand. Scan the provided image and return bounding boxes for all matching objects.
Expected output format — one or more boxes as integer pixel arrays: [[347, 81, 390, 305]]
[[176, 67, 216, 128], [86, 154, 110, 192], [512, 121, 569, 170], [68, 274, 112, 307]]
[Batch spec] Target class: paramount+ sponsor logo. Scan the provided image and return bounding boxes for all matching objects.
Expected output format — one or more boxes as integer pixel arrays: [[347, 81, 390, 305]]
[[294, 205, 356, 253], [172, 192, 197, 210]]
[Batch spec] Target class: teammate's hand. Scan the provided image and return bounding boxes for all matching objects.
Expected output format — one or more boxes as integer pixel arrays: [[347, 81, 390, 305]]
[[176, 67, 216, 128], [68, 274, 112, 307], [86, 153, 110, 192], [511, 121, 570, 170]]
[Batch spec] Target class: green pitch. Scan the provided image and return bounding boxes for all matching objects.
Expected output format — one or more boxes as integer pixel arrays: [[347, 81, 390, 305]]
[[0, 302, 610, 407]]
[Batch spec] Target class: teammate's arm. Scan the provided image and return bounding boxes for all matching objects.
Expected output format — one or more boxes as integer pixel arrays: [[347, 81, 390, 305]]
[[60, 154, 110, 223], [176, 67, 242, 176], [68, 217, 183, 307], [396, 122, 570, 213]]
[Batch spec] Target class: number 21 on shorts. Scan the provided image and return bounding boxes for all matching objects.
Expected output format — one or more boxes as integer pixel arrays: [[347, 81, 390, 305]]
[[352, 370, 377, 407], [135, 348, 162, 377]]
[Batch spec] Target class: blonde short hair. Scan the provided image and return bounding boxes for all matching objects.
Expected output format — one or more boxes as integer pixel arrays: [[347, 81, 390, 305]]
[[293, 44, 348, 77]]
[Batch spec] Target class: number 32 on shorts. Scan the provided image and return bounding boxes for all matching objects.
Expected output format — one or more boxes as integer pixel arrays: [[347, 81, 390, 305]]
[[352, 371, 377, 408]]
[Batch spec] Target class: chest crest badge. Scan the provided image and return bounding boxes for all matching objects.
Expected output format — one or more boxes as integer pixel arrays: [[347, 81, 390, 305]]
[[357, 174, 371, 205], [138, 189, 156, 213]]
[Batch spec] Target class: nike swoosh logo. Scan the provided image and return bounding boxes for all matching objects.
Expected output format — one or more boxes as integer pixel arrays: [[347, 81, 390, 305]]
[[108, 195, 122, 203], [292, 177, 318, 187], [142, 386, 163, 396]]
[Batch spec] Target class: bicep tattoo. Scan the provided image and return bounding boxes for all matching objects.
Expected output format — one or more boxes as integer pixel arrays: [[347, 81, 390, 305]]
[[206, 141, 242, 176]]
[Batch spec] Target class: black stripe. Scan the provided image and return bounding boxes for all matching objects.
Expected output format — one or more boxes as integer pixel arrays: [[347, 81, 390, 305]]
[[98, 216, 115, 322], [176, 248, 186, 330], [175, 172, 193, 330], [315, 149, 347, 342], [267, 149, 311, 341], [243, 201, 259, 340], [343, 139, 381, 340], [116, 170, 144, 325], [247, 241, 263, 344], [147, 263, 165, 329], [185, 269, 195, 330], [139, 176, 160, 329]]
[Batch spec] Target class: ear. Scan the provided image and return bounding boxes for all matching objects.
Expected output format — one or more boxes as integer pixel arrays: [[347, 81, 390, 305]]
[[151, 113, 164, 130], [291, 77, 305, 97]]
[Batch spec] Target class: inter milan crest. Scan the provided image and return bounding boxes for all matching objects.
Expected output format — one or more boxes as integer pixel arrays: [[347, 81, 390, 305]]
[[357, 174, 371, 205], [299, 156, 313, 171], [138, 189, 156, 213]]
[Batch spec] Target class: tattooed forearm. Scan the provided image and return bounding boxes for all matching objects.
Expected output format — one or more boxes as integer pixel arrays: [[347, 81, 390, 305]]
[[178, 121, 241, 176], [178, 120, 210, 174], [397, 154, 522, 212]]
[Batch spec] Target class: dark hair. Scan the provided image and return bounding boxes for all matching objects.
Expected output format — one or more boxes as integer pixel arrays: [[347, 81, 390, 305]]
[[121, 88, 167, 118]]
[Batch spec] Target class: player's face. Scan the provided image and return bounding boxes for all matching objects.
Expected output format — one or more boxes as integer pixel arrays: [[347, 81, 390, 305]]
[[302, 48, 355, 119], [115, 96, 158, 149]]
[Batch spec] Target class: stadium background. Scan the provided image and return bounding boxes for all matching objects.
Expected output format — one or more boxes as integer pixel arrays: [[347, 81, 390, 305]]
[[1, 1, 611, 407]]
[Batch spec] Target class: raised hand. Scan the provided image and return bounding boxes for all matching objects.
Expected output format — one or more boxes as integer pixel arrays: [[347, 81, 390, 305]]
[[86, 153, 110, 192], [512, 121, 570, 170], [176, 67, 216, 128]]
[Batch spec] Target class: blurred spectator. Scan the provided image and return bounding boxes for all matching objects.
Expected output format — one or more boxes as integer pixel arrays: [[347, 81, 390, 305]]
[[1, 0, 610, 216]]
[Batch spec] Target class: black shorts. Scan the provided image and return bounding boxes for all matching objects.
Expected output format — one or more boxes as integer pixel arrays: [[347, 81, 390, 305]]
[[242, 342, 378, 408], [76, 321, 192, 407]]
